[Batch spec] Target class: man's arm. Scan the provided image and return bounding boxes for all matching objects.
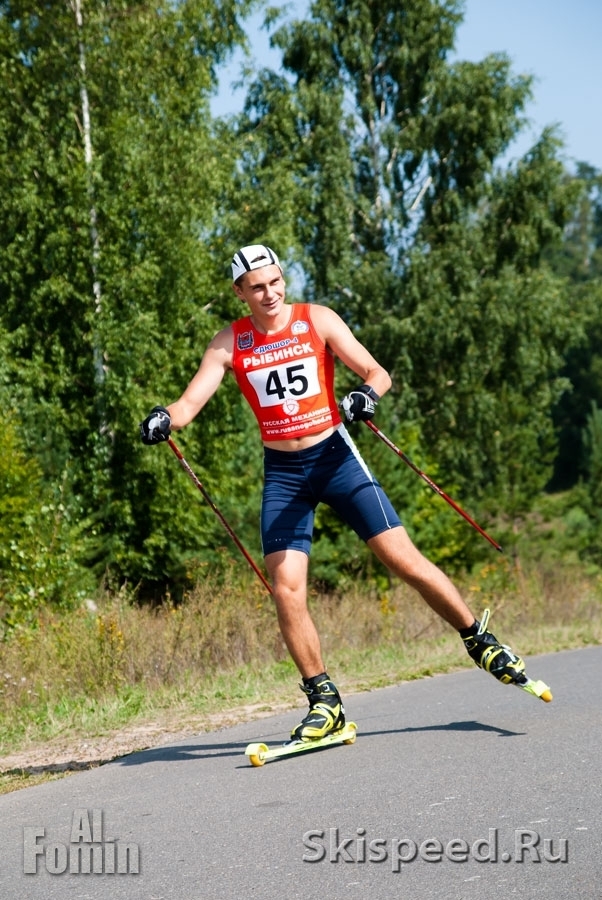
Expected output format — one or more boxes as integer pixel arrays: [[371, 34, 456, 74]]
[[311, 305, 392, 397], [167, 326, 234, 429]]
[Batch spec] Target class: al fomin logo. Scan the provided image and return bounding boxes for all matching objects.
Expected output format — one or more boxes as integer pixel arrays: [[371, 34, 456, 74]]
[[23, 808, 140, 875]]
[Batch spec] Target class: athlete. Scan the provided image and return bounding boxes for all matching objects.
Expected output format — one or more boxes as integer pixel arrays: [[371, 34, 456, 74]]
[[140, 244, 527, 740]]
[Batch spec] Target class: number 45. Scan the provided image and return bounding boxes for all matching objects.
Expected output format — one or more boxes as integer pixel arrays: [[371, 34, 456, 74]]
[[265, 364, 309, 399]]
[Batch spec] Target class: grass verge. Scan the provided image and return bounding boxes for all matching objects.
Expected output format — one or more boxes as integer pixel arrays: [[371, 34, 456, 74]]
[[1, 557, 601, 793]]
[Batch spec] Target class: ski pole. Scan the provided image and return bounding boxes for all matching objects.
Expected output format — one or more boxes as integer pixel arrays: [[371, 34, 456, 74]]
[[364, 420, 503, 552], [166, 437, 273, 595]]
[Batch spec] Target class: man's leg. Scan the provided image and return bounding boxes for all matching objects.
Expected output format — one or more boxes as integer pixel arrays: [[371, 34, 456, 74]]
[[264, 548, 324, 678], [367, 526, 526, 684], [265, 548, 345, 740], [367, 525, 475, 629]]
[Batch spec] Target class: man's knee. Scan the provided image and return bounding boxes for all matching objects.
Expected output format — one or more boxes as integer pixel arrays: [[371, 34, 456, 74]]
[[369, 527, 427, 574]]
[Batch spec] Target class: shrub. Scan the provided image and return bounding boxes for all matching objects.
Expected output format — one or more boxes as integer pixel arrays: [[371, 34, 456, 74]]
[[0, 418, 95, 635]]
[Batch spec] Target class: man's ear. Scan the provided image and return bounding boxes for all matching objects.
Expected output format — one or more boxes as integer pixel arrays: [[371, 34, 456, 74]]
[[232, 282, 246, 302]]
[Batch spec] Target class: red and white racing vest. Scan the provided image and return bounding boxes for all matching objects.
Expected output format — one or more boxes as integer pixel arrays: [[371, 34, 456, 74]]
[[231, 303, 342, 442]]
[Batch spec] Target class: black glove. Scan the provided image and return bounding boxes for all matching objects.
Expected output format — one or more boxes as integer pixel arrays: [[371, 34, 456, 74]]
[[140, 406, 172, 444], [339, 385, 380, 422]]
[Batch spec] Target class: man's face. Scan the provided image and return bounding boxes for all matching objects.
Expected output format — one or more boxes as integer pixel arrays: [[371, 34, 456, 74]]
[[232, 264, 286, 316]]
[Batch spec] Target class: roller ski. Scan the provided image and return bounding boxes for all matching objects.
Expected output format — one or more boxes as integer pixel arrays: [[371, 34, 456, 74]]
[[462, 608, 553, 703], [246, 674, 356, 766], [245, 720, 357, 767]]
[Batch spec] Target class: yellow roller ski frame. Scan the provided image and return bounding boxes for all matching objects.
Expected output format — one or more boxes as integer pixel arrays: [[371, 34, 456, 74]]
[[245, 722, 357, 767]]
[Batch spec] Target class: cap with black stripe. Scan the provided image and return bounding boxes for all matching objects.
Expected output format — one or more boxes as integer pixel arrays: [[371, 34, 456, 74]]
[[232, 245, 281, 281]]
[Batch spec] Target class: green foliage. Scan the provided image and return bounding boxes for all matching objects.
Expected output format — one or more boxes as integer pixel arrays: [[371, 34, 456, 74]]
[[577, 401, 602, 564], [546, 165, 602, 490], [544, 162, 602, 283], [236, 0, 583, 528], [0, 0, 601, 609], [0, 417, 95, 634], [0, 1, 261, 597]]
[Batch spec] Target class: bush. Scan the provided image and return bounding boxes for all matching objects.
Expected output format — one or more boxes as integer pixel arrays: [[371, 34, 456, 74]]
[[0, 418, 96, 635]]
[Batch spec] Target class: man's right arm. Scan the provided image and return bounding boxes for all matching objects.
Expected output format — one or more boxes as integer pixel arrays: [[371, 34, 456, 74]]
[[167, 327, 234, 429], [140, 327, 233, 444]]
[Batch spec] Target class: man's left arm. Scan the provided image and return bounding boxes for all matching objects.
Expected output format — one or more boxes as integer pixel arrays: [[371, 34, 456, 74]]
[[311, 305, 392, 421]]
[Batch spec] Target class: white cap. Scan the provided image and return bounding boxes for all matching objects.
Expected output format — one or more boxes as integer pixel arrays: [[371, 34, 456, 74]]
[[231, 245, 281, 282]]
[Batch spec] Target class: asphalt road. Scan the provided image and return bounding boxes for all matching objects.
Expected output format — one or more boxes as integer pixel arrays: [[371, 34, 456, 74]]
[[0, 645, 600, 900]]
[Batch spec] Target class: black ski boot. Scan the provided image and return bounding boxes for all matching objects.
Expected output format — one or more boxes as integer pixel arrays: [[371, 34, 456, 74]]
[[291, 674, 345, 742]]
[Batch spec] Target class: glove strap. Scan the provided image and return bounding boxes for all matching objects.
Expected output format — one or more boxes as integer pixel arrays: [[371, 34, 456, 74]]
[[357, 384, 380, 403]]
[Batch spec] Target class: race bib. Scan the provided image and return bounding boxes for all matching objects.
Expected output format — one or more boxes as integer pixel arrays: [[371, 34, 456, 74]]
[[245, 358, 320, 408]]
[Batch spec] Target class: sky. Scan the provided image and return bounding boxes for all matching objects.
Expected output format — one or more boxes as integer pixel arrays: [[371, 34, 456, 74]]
[[212, 0, 602, 172]]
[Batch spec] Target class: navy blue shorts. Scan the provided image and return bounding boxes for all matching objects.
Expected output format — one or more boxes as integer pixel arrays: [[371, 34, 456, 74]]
[[261, 425, 402, 557]]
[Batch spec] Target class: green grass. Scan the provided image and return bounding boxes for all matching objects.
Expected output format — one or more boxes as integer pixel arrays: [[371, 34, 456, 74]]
[[1, 557, 601, 793]]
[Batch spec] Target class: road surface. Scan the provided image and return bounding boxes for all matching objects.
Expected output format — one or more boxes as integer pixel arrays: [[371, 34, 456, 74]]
[[0, 645, 600, 899]]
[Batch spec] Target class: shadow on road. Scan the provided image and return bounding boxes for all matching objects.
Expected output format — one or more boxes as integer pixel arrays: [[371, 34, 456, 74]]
[[359, 719, 524, 739], [2, 719, 524, 779], [112, 718, 523, 768]]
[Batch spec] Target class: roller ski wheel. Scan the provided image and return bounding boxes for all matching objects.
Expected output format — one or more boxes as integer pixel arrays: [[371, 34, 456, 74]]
[[246, 743, 269, 767], [245, 722, 357, 767], [514, 675, 553, 703]]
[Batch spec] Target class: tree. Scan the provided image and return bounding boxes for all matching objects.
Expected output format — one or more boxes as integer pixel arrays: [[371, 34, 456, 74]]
[[546, 165, 602, 490], [1, 0, 595, 596], [583, 402, 602, 524], [0, 1, 262, 594], [234, 0, 583, 539]]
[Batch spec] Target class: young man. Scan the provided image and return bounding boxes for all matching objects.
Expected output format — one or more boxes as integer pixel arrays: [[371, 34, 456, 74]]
[[140, 244, 526, 741]]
